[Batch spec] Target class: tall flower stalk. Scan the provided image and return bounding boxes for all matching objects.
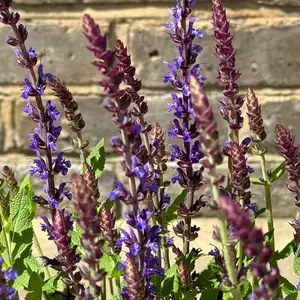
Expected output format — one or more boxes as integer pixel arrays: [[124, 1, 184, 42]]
[[0, 0, 82, 296], [164, 0, 206, 255], [191, 75, 241, 299], [220, 196, 280, 300], [275, 124, 300, 244], [72, 173, 106, 299], [83, 14, 163, 298], [246, 88, 277, 258], [212, 0, 244, 193]]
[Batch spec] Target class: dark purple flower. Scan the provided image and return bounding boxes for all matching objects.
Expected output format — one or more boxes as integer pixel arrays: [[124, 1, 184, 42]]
[[40, 215, 55, 240], [0, 259, 17, 300]]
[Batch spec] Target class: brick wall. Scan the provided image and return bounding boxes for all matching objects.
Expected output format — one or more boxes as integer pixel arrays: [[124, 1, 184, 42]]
[[0, 0, 299, 216]]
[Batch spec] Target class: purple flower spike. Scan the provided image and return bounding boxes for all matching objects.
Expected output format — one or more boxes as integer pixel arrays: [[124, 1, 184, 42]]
[[220, 196, 280, 299], [212, 0, 244, 130], [0, 259, 17, 300]]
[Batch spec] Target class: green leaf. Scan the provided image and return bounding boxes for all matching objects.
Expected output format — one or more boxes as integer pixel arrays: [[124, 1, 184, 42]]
[[8, 175, 35, 274], [250, 177, 265, 186], [12, 270, 30, 289], [87, 138, 106, 179], [182, 290, 198, 300], [199, 280, 219, 300], [164, 189, 187, 224], [9, 174, 35, 233], [264, 229, 274, 244], [43, 273, 63, 293], [269, 163, 285, 183], [25, 272, 43, 300], [173, 272, 179, 293], [284, 292, 300, 300], [293, 246, 300, 276], [160, 264, 178, 297], [275, 240, 296, 261], [165, 264, 177, 278], [240, 280, 252, 300], [280, 275, 297, 295], [99, 254, 116, 277], [25, 256, 41, 274], [253, 207, 266, 219]]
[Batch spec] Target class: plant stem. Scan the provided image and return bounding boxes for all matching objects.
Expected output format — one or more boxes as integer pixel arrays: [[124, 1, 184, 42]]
[[259, 154, 283, 299], [33, 230, 51, 279], [109, 278, 114, 296], [76, 131, 87, 163], [101, 277, 107, 300], [211, 170, 241, 300], [259, 154, 275, 253]]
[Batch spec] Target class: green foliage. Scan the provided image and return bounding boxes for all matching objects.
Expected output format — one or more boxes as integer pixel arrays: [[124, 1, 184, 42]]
[[280, 275, 297, 295], [99, 253, 122, 278], [293, 245, 300, 276], [42, 273, 64, 294], [253, 207, 266, 219], [263, 229, 274, 245], [268, 163, 286, 183], [87, 138, 106, 178], [274, 240, 296, 261], [250, 177, 265, 186], [25, 272, 43, 300], [164, 189, 187, 224]]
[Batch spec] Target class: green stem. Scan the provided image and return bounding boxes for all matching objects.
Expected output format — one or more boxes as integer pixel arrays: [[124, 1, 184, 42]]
[[76, 131, 87, 163], [259, 154, 283, 299], [259, 154, 275, 253], [33, 230, 51, 279], [109, 278, 114, 296], [211, 173, 241, 300], [101, 278, 107, 300]]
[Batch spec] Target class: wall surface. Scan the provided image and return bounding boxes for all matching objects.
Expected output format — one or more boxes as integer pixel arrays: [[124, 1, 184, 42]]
[[0, 0, 299, 216]]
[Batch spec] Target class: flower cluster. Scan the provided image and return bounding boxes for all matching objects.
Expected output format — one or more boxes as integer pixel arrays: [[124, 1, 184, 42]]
[[0, 259, 18, 300], [275, 125, 300, 245], [190, 74, 224, 185], [275, 124, 300, 203], [118, 209, 163, 299], [212, 0, 244, 130], [72, 173, 106, 298], [224, 139, 253, 207], [84, 13, 164, 297], [164, 0, 207, 254], [220, 196, 280, 299], [246, 88, 267, 147]]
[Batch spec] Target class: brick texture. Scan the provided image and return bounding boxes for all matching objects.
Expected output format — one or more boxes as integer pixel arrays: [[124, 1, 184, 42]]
[[129, 22, 300, 88], [0, 0, 299, 218]]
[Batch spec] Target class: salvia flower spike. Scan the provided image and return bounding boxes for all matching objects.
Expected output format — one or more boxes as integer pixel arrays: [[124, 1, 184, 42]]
[[72, 173, 105, 298], [275, 124, 300, 244], [0, 2, 83, 296], [164, 0, 206, 255], [246, 88, 267, 148], [212, 0, 244, 131], [220, 196, 280, 300]]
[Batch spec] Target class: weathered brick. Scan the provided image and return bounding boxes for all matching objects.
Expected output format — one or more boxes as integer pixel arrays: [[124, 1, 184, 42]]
[[0, 100, 14, 152], [83, 0, 140, 2], [0, 23, 108, 85], [256, 0, 300, 6], [0, 154, 115, 215], [129, 22, 300, 88], [14, 0, 77, 3]]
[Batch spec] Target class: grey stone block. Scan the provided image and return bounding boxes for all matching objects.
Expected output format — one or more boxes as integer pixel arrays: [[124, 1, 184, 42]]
[[256, 0, 300, 6], [129, 23, 300, 88], [0, 157, 115, 216], [0, 24, 103, 85], [14, 0, 77, 3], [261, 100, 300, 153]]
